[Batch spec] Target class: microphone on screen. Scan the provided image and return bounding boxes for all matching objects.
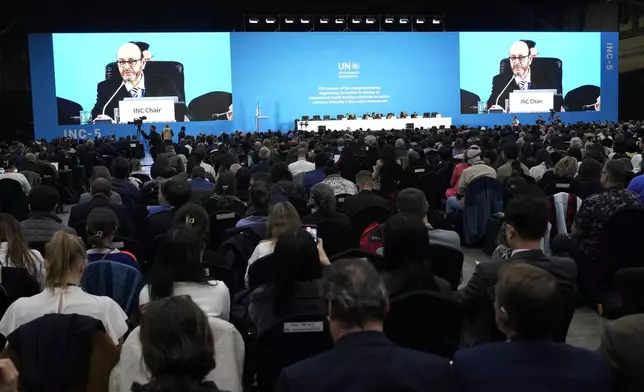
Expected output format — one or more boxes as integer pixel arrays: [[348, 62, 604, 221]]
[[101, 80, 126, 116], [494, 73, 518, 108]]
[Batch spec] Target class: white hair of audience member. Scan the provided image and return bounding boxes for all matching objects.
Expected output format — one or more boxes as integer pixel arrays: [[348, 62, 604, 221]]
[[395, 138, 406, 149], [365, 135, 377, 146], [229, 163, 242, 174], [570, 137, 583, 150], [258, 147, 271, 160], [253, 141, 262, 151]]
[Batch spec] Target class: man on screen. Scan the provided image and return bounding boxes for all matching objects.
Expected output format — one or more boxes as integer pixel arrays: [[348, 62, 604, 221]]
[[92, 42, 182, 122], [486, 40, 557, 112]]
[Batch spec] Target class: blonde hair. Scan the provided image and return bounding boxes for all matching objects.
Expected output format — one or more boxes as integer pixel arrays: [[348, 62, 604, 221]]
[[268, 202, 302, 240], [0, 214, 38, 278], [45, 231, 87, 289], [553, 156, 578, 179]]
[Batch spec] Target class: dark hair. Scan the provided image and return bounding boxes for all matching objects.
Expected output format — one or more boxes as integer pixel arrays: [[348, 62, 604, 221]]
[[271, 229, 322, 317], [29, 185, 59, 213], [322, 258, 388, 328], [604, 158, 630, 187], [323, 161, 340, 176], [314, 152, 328, 168], [110, 157, 130, 179], [503, 142, 520, 161], [214, 171, 237, 196], [235, 168, 251, 191], [504, 195, 548, 241], [0, 213, 38, 278], [191, 166, 206, 179], [577, 158, 602, 182], [134, 296, 215, 392], [271, 161, 293, 182], [161, 178, 192, 207], [251, 172, 272, 186], [396, 188, 429, 219], [249, 182, 271, 212], [86, 208, 118, 249], [567, 147, 582, 162], [496, 263, 562, 340], [438, 146, 452, 161], [379, 144, 397, 166], [533, 149, 552, 168]]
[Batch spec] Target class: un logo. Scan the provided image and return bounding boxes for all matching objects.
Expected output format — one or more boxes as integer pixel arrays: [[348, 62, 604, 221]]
[[351, 63, 360, 70]]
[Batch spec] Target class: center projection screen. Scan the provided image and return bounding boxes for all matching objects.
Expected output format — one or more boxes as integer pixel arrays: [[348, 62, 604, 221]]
[[29, 31, 618, 140]]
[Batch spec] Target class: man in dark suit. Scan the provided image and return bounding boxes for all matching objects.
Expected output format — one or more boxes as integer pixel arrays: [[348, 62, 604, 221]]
[[599, 313, 644, 392], [275, 259, 455, 392], [486, 40, 558, 112], [68, 178, 135, 238], [145, 177, 192, 246], [342, 170, 391, 219], [454, 263, 611, 392], [456, 195, 577, 344], [91, 42, 183, 122]]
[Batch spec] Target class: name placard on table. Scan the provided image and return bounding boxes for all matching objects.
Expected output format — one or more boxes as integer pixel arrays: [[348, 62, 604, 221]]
[[118, 96, 178, 123], [509, 89, 556, 113]]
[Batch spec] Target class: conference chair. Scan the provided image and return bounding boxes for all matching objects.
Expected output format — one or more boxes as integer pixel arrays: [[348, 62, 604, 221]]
[[113, 235, 146, 270], [247, 253, 277, 290], [329, 248, 385, 269], [208, 211, 243, 250], [461, 177, 503, 246], [384, 290, 462, 359], [0, 179, 30, 222], [56, 97, 83, 125], [335, 193, 352, 211], [428, 244, 464, 291], [312, 115, 321, 121], [564, 85, 600, 112], [499, 57, 563, 95], [615, 267, 644, 317], [417, 172, 446, 211], [350, 205, 392, 237], [317, 220, 360, 257], [337, 114, 344, 120], [105, 61, 186, 103], [81, 260, 144, 316], [423, 112, 431, 118], [460, 89, 481, 114], [188, 91, 233, 121], [301, 115, 309, 121], [322, 115, 331, 120]]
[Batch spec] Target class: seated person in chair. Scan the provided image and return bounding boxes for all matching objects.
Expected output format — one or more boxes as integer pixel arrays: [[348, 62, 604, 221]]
[[92, 42, 183, 122]]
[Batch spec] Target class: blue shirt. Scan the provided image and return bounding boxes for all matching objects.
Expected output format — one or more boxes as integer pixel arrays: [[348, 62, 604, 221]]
[[190, 177, 215, 192], [627, 175, 644, 205]]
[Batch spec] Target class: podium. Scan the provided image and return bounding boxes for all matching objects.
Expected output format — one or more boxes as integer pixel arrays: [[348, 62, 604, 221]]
[[508, 89, 557, 113], [119, 96, 178, 123], [255, 115, 269, 132]]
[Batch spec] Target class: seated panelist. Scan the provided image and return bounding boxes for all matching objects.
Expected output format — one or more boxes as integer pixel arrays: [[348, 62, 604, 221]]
[[92, 42, 183, 123]]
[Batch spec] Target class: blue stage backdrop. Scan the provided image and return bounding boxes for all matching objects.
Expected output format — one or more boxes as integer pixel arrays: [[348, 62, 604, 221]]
[[28, 32, 619, 140]]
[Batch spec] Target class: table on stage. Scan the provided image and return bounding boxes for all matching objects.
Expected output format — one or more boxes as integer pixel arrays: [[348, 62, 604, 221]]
[[296, 117, 452, 131]]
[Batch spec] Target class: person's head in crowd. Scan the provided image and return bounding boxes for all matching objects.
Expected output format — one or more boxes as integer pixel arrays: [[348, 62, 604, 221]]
[[314, 151, 328, 169], [110, 157, 130, 180], [379, 144, 397, 166], [533, 149, 553, 168], [577, 158, 602, 183], [383, 213, 433, 277], [586, 143, 606, 164], [165, 145, 176, 155], [270, 229, 322, 317], [267, 202, 302, 240], [465, 145, 483, 165], [214, 171, 237, 197], [396, 188, 429, 224], [44, 231, 87, 290], [570, 137, 583, 150], [504, 195, 548, 250], [296, 147, 308, 161], [567, 147, 582, 163], [192, 147, 206, 164], [24, 153, 36, 163], [395, 138, 405, 150], [309, 183, 337, 217], [248, 182, 271, 215], [258, 147, 271, 162], [229, 163, 242, 174], [235, 168, 251, 192], [134, 296, 215, 392], [495, 263, 562, 341], [86, 208, 119, 250], [602, 158, 630, 189], [271, 161, 293, 183], [29, 185, 59, 214], [553, 156, 578, 179], [191, 166, 206, 180], [159, 178, 191, 208], [453, 138, 466, 153], [91, 166, 112, 182], [355, 170, 375, 191], [90, 178, 112, 198], [502, 142, 520, 162], [130, 158, 143, 173], [322, 258, 388, 341], [148, 203, 210, 301], [0, 213, 39, 278], [250, 172, 272, 187], [438, 146, 452, 162], [323, 161, 339, 178]]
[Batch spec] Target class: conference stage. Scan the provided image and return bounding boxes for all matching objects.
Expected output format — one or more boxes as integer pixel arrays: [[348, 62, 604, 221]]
[[29, 31, 618, 140], [296, 118, 452, 131]]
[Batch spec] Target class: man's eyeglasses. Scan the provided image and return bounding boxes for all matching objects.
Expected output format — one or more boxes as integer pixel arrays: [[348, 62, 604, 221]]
[[509, 55, 530, 63], [117, 58, 143, 67]]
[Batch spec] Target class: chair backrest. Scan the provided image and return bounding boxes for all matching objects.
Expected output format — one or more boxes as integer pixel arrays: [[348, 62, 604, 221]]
[[255, 314, 332, 392], [552, 285, 578, 343], [428, 245, 464, 290], [113, 236, 146, 271], [329, 248, 385, 269], [384, 290, 462, 358], [187, 91, 233, 121], [247, 253, 278, 290], [317, 220, 360, 257], [27, 241, 47, 256], [105, 61, 185, 101], [564, 85, 600, 111], [350, 206, 392, 237], [463, 177, 503, 245], [417, 172, 445, 210], [81, 260, 144, 315], [74, 221, 88, 244], [599, 208, 644, 287], [209, 211, 242, 250], [0, 266, 40, 322], [335, 193, 352, 210], [615, 267, 644, 315], [0, 179, 30, 222]]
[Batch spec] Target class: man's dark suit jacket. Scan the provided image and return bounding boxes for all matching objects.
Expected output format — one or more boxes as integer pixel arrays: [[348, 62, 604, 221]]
[[91, 72, 183, 120], [68, 195, 135, 239], [341, 190, 391, 219], [275, 331, 454, 392], [145, 208, 177, 246], [486, 68, 558, 111], [599, 313, 644, 392], [454, 340, 612, 392]]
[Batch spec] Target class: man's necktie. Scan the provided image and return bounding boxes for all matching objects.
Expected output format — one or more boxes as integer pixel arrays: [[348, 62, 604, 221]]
[[518, 80, 528, 90], [130, 87, 140, 98]]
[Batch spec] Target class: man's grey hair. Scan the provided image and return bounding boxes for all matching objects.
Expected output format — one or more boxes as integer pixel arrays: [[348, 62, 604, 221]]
[[309, 182, 336, 216], [322, 258, 388, 327], [259, 146, 271, 160], [395, 138, 406, 149], [365, 135, 377, 146]]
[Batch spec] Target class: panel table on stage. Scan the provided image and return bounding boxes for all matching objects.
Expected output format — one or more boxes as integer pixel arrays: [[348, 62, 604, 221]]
[[296, 117, 452, 132]]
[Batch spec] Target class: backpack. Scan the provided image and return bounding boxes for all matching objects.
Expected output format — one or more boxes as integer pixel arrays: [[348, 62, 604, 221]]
[[360, 223, 385, 254]]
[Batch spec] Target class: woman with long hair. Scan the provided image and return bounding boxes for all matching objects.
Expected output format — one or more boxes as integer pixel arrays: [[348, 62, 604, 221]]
[[203, 171, 245, 216], [0, 213, 44, 288], [249, 229, 327, 336], [0, 231, 128, 344], [141, 203, 230, 320], [303, 183, 350, 225], [86, 208, 139, 271], [132, 296, 221, 392], [245, 202, 302, 286]]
